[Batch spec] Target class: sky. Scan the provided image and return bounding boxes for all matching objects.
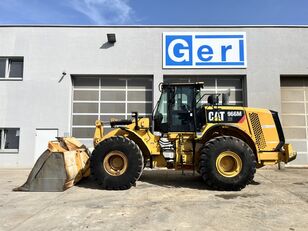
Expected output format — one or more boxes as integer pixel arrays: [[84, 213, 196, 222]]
[[0, 0, 307, 25]]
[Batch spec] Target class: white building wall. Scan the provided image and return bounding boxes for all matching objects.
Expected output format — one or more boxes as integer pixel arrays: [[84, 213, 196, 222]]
[[0, 26, 308, 167]]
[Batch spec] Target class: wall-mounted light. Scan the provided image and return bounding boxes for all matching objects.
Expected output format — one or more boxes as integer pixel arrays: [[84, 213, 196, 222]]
[[58, 70, 67, 83], [107, 33, 116, 43]]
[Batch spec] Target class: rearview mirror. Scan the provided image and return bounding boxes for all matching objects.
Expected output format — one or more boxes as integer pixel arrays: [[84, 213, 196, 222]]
[[208, 95, 219, 105], [222, 93, 229, 105]]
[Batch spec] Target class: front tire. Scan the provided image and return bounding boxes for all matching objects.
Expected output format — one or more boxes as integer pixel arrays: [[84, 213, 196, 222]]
[[199, 136, 256, 191], [90, 136, 144, 190]]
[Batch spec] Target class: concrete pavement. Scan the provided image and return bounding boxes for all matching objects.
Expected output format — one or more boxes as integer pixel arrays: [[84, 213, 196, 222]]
[[0, 168, 308, 231]]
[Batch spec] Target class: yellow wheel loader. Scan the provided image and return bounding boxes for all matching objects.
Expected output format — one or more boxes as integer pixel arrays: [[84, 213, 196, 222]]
[[91, 82, 297, 191], [15, 82, 297, 192]]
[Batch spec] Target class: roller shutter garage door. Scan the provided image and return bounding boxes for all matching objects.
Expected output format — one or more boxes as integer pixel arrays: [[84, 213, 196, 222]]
[[281, 77, 308, 165], [72, 76, 153, 147], [164, 76, 245, 106]]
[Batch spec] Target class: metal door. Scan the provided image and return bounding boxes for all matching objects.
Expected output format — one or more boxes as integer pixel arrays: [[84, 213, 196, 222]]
[[34, 129, 58, 162]]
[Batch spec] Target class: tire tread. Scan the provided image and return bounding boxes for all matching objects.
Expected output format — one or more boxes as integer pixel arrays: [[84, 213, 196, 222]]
[[90, 136, 144, 190], [199, 136, 256, 191]]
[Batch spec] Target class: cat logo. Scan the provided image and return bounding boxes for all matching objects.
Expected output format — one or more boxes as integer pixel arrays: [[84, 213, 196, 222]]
[[208, 111, 225, 122]]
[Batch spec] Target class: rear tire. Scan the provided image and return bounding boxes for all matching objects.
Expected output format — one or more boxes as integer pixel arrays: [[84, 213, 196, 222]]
[[90, 136, 144, 190], [199, 136, 256, 191]]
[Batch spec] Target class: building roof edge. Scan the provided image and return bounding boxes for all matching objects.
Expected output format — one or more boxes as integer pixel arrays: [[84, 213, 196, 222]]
[[0, 24, 308, 29]]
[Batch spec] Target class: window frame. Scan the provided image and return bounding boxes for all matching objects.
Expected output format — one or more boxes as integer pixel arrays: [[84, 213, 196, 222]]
[[0, 57, 24, 81], [0, 128, 20, 153]]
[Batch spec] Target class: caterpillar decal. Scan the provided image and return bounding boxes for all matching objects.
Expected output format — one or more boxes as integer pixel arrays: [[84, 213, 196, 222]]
[[206, 109, 245, 123]]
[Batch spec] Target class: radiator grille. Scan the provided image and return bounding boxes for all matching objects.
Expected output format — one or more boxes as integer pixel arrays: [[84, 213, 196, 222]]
[[249, 113, 266, 149]]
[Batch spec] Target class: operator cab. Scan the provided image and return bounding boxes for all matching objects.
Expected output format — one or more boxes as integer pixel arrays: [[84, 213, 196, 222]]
[[154, 82, 204, 133]]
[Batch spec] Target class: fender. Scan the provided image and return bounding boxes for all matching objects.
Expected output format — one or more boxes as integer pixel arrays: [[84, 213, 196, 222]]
[[96, 127, 159, 158], [94, 119, 160, 157], [123, 129, 153, 158], [198, 123, 258, 158]]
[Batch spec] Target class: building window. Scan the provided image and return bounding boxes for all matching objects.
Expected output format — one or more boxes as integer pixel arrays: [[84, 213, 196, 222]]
[[0, 57, 24, 80], [0, 128, 20, 152]]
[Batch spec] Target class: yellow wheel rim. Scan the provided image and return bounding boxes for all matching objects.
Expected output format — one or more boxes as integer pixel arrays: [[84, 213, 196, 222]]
[[216, 151, 242, 177], [103, 151, 128, 176]]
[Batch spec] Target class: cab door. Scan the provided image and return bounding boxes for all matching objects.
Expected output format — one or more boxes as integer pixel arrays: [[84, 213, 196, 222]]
[[168, 86, 195, 132]]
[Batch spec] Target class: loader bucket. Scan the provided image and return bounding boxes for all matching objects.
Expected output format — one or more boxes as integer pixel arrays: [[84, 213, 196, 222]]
[[13, 137, 90, 192]]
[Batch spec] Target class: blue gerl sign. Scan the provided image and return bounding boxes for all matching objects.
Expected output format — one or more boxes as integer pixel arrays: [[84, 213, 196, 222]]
[[163, 32, 246, 68]]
